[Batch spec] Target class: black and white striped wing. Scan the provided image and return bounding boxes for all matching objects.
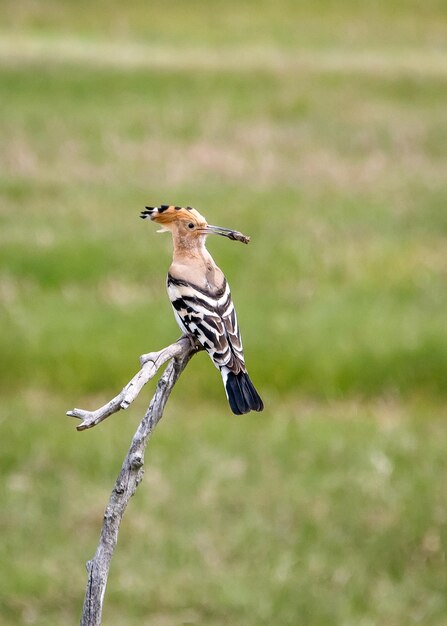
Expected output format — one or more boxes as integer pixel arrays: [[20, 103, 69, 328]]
[[167, 274, 245, 374]]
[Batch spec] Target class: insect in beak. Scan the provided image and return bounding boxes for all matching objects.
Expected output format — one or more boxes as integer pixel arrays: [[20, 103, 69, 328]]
[[200, 225, 250, 244]]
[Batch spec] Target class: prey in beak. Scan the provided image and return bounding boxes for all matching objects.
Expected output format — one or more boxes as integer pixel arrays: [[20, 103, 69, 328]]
[[199, 225, 250, 244]]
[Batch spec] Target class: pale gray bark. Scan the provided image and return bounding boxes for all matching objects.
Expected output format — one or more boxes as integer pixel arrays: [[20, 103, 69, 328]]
[[67, 336, 199, 626]]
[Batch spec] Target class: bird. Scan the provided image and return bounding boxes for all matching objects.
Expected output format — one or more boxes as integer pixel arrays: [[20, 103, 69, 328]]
[[140, 204, 264, 415]]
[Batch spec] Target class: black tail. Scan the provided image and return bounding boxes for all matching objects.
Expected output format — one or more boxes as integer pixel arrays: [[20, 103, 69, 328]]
[[225, 371, 264, 415]]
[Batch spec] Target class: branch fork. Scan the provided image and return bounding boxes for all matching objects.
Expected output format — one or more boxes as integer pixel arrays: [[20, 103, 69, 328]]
[[67, 336, 198, 431]]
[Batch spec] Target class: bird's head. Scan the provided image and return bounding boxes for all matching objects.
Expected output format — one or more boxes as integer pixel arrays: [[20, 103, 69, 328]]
[[140, 205, 250, 244]]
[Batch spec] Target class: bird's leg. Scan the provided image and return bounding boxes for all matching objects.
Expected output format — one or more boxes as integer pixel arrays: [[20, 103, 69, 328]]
[[183, 333, 202, 352]]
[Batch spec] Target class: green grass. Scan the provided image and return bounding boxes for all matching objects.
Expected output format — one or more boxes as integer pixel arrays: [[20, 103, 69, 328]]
[[1, 1, 447, 624], [2, 395, 447, 625]]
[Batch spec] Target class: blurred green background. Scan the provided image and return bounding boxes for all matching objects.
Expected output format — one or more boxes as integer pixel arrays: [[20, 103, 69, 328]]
[[1, 1, 447, 624]]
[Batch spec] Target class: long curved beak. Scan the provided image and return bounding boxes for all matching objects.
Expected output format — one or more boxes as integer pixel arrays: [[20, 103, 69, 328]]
[[200, 225, 250, 244]]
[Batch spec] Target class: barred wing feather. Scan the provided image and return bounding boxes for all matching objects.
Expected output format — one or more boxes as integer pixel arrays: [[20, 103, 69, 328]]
[[167, 274, 245, 373], [167, 274, 263, 414]]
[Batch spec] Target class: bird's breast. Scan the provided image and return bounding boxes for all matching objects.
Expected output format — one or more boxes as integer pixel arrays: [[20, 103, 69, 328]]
[[168, 259, 225, 295]]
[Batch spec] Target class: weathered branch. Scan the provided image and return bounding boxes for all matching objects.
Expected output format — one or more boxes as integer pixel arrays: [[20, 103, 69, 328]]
[[67, 336, 200, 626], [67, 336, 195, 431]]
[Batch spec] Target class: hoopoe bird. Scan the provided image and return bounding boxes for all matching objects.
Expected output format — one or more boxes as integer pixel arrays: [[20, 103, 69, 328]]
[[140, 205, 264, 415]]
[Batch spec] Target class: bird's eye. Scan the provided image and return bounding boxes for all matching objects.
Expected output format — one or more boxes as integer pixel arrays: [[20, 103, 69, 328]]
[[187, 223, 195, 229]]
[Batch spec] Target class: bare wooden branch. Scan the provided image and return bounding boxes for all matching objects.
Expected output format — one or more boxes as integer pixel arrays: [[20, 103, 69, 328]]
[[67, 336, 200, 626], [67, 336, 194, 430]]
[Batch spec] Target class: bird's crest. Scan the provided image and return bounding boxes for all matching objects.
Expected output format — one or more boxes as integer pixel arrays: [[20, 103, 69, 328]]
[[140, 205, 206, 227]]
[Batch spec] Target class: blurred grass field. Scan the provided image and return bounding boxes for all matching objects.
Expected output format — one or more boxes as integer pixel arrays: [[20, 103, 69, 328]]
[[1, 1, 447, 625]]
